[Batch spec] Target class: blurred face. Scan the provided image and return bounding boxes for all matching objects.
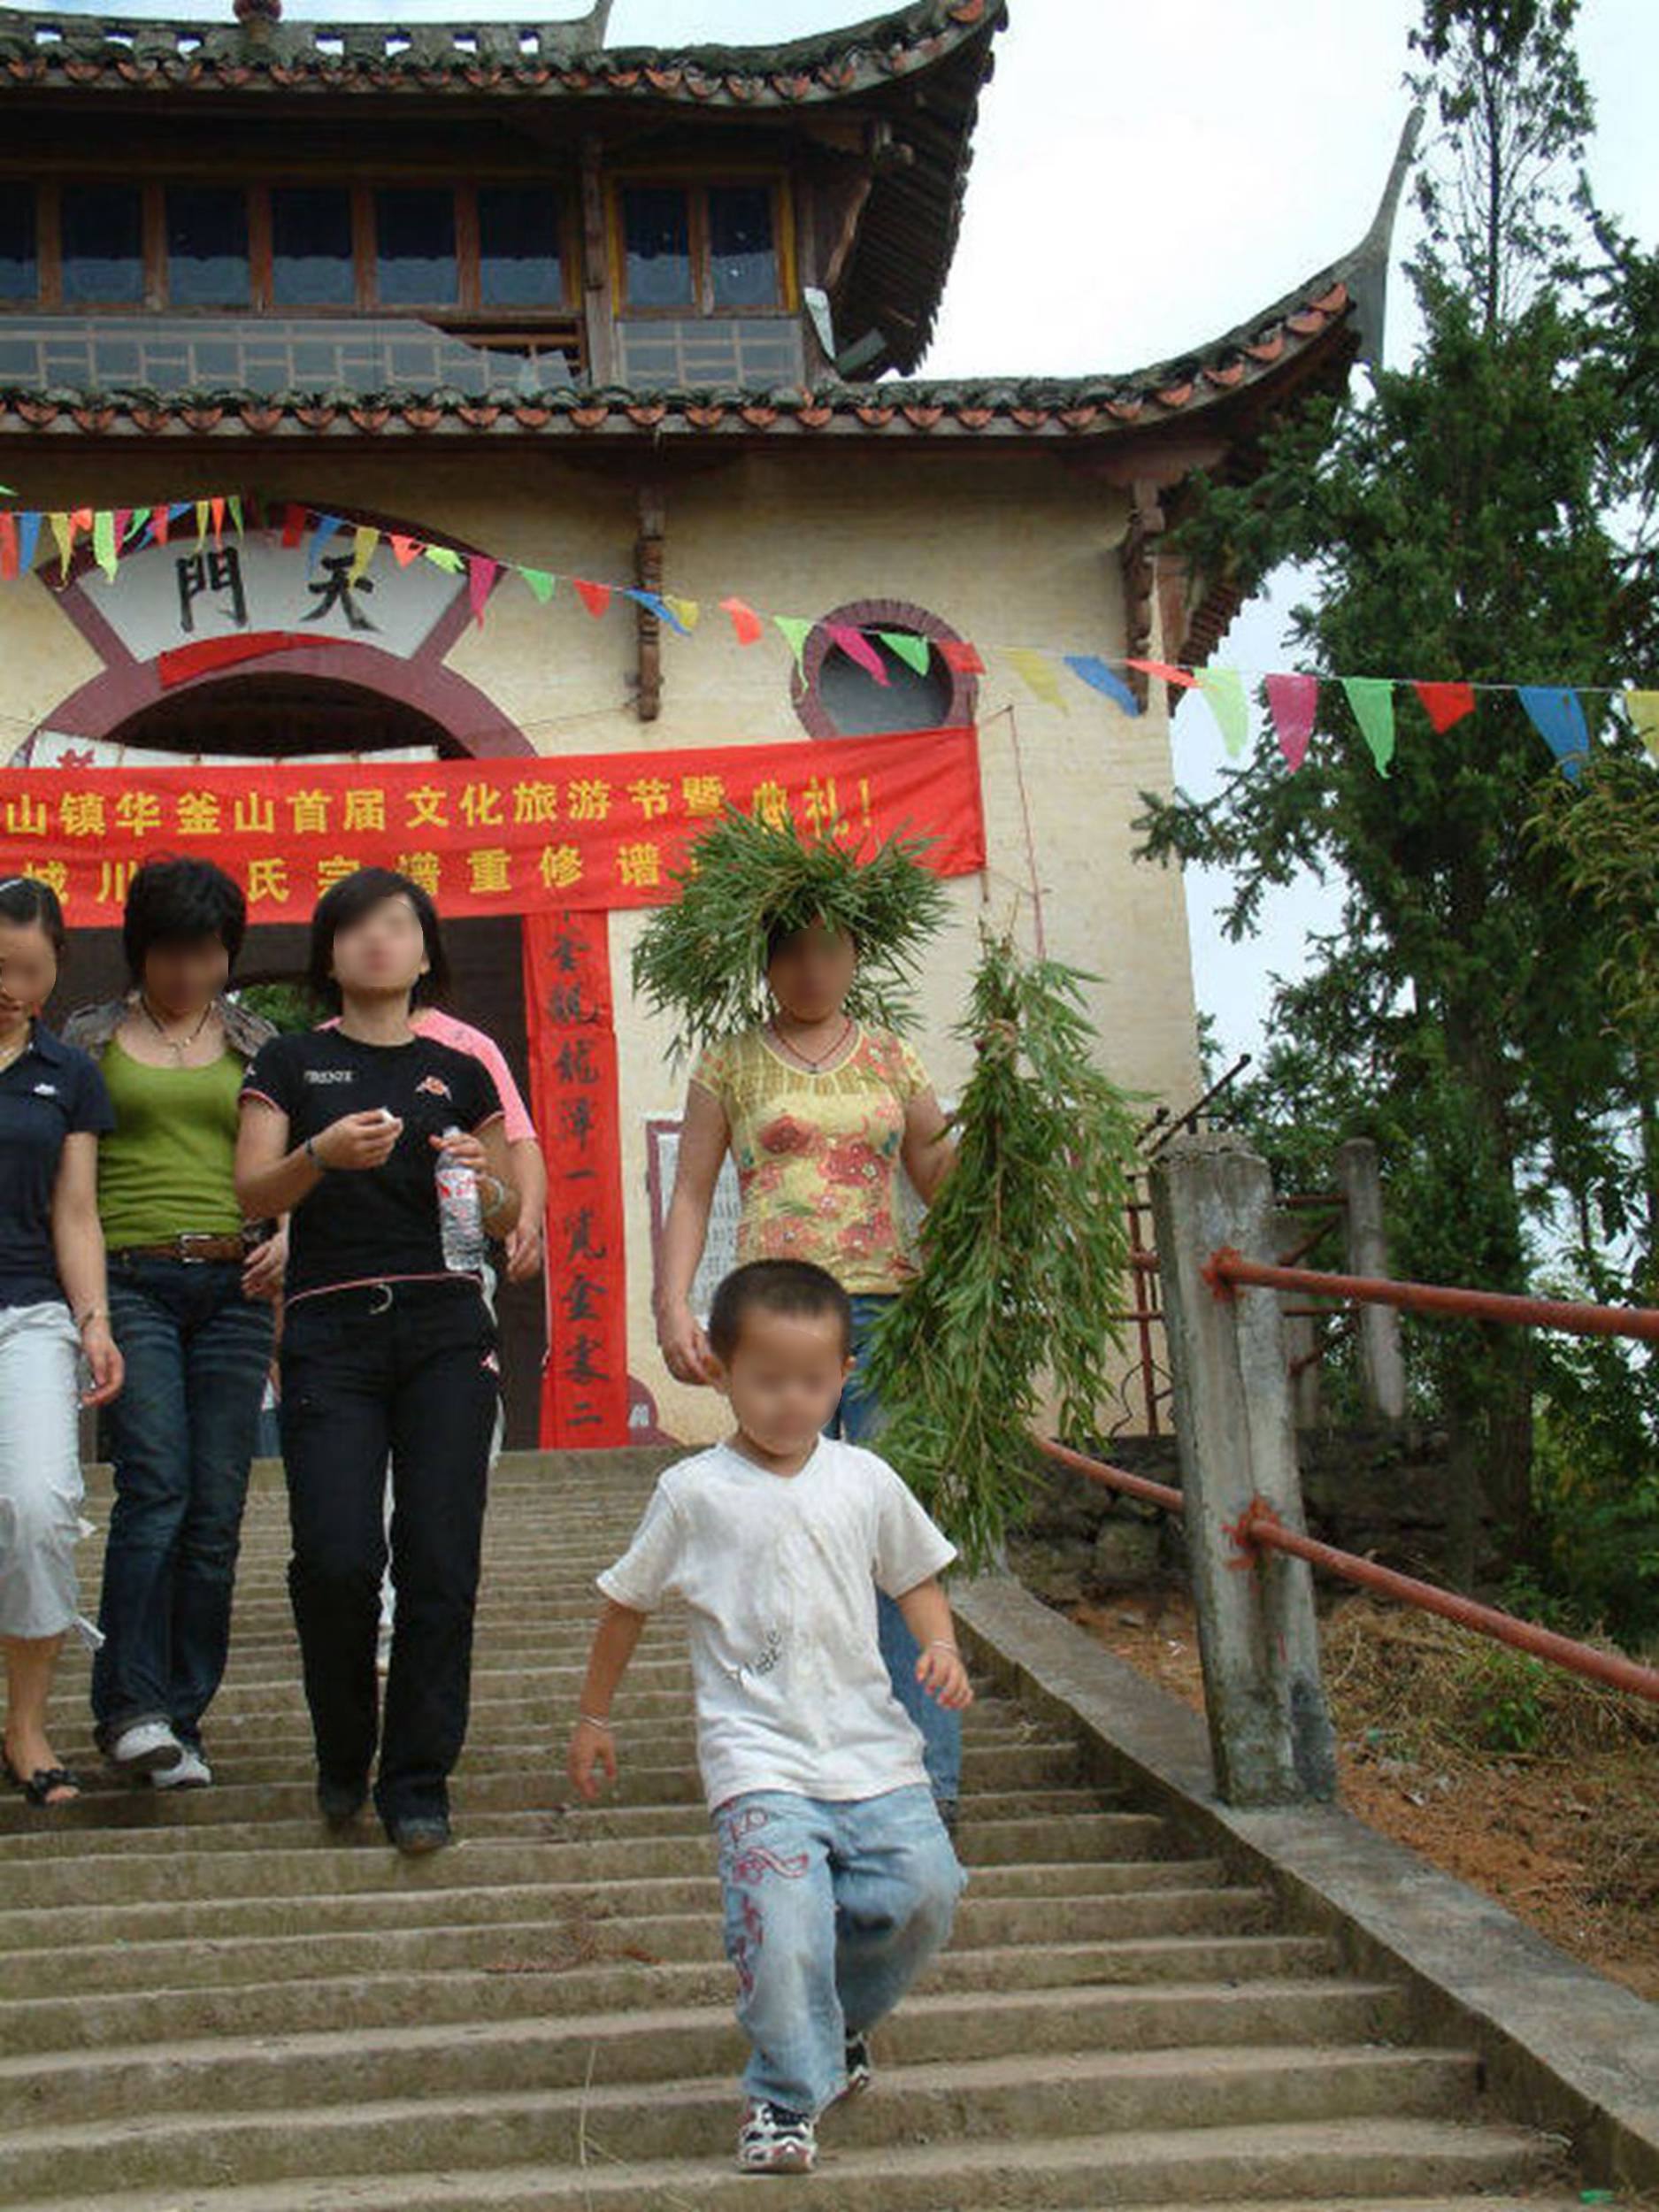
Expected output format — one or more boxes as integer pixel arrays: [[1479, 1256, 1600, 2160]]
[[766, 924, 857, 1025], [330, 893, 431, 1002], [142, 935, 231, 1020], [0, 918, 59, 1029], [716, 1306, 854, 1460]]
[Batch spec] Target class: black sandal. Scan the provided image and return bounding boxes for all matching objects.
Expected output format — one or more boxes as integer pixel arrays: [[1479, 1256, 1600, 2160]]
[[2, 1752, 82, 1806]]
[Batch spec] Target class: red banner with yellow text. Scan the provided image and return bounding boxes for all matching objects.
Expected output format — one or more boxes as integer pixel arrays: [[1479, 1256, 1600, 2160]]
[[522, 911, 629, 1448], [0, 726, 984, 922]]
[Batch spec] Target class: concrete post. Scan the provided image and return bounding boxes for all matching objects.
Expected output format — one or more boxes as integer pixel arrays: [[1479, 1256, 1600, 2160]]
[[1337, 1138, 1408, 1421], [1271, 1206, 1324, 1431], [1150, 1134, 1336, 1806]]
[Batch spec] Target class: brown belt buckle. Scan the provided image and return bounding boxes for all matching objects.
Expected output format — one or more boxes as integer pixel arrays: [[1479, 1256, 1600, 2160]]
[[178, 1233, 218, 1265]]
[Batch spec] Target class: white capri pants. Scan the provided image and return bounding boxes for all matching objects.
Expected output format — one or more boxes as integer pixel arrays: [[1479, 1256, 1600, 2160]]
[[0, 1301, 95, 1647]]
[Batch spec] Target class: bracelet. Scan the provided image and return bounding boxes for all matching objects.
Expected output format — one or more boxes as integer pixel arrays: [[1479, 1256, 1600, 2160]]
[[75, 1304, 108, 1331], [479, 1173, 510, 1217], [303, 1135, 326, 1171], [926, 1640, 960, 1657], [579, 1712, 614, 1732]]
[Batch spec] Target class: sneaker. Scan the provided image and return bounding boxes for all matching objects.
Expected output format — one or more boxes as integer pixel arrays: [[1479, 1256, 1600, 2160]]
[[841, 2033, 873, 2101], [388, 1812, 452, 1857], [151, 1744, 211, 1790], [318, 1778, 368, 1832], [736, 2100, 816, 2175], [104, 1720, 185, 1776]]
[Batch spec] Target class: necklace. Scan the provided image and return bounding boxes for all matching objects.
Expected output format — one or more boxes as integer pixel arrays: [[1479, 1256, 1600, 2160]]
[[770, 1014, 854, 1073], [139, 995, 214, 1062]]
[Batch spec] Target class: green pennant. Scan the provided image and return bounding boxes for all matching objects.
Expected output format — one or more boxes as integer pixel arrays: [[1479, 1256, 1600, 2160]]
[[92, 510, 119, 582], [124, 508, 151, 543], [879, 630, 933, 677], [1342, 675, 1396, 775], [227, 495, 243, 537], [773, 615, 813, 671], [518, 566, 557, 604], [423, 545, 464, 574], [1196, 666, 1249, 757]]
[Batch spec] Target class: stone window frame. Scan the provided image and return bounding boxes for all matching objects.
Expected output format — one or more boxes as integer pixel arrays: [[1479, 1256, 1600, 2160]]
[[790, 596, 977, 741]]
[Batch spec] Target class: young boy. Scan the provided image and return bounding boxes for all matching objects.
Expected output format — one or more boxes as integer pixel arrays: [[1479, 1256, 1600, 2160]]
[[568, 1258, 972, 2177]]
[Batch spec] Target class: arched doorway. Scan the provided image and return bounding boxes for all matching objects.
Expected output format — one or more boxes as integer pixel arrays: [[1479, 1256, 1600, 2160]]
[[41, 664, 549, 1449]]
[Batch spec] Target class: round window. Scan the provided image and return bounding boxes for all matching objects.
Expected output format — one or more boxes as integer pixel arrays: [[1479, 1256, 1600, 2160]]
[[791, 598, 977, 740]]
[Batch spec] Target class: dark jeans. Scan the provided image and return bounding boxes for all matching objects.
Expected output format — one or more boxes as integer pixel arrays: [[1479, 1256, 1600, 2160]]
[[92, 1256, 273, 1749], [279, 1278, 498, 1827], [833, 1294, 964, 1812]]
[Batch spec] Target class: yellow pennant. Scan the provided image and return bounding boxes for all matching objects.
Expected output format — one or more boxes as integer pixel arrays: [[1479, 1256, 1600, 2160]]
[[1624, 689, 1659, 764], [349, 526, 380, 586], [1005, 648, 1068, 713]]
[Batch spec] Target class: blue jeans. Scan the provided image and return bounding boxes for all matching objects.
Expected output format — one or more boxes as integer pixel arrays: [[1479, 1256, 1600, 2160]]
[[833, 1294, 964, 1812], [92, 1257, 273, 1749], [715, 1784, 964, 2115]]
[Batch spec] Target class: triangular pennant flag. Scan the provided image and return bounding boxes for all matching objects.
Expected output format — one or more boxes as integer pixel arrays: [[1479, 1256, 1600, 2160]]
[[467, 556, 500, 626], [307, 515, 343, 573], [150, 506, 171, 548], [195, 500, 211, 545], [1263, 672, 1317, 772], [719, 595, 763, 646], [1342, 675, 1396, 775], [16, 511, 42, 572], [1517, 685, 1590, 780], [69, 508, 93, 536], [625, 588, 690, 637], [348, 526, 380, 586], [422, 545, 464, 575], [880, 630, 933, 678], [1006, 648, 1068, 712], [1624, 689, 1659, 764], [517, 566, 557, 604], [209, 496, 226, 542], [1126, 657, 1198, 689], [227, 495, 243, 538], [92, 510, 119, 583], [1196, 667, 1249, 757], [664, 595, 701, 634], [124, 508, 152, 548], [1414, 680, 1475, 734], [111, 507, 132, 553], [280, 504, 308, 549], [1064, 654, 1142, 716], [388, 534, 422, 568], [826, 623, 890, 685], [572, 578, 611, 618], [49, 512, 73, 578], [939, 638, 984, 676], [0, 512, 16, 582], [773, 615, 813, 671]]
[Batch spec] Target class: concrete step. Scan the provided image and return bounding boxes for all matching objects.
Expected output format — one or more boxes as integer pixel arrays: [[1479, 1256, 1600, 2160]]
[[0, 1882, 1280, 2001], [0, 2045, 1489, 2199], [0, 1981, 1412, 2125], [11, 2133, 1564, 2212], [0, 1936, 1346, 2055]]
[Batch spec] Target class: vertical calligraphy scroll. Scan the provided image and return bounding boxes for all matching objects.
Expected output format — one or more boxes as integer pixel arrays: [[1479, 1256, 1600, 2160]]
[[522, 910, 629, 1447]]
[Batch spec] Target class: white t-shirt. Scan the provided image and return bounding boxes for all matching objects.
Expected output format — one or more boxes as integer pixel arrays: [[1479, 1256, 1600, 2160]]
[[597, 1435, 956, 1812]]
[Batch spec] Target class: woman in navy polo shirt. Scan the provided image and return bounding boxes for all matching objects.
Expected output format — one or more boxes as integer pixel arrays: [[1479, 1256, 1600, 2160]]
[[0, 878, 124, 1808]]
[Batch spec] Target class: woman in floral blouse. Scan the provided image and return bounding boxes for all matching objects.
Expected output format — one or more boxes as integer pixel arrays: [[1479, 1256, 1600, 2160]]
[[655, 917, 961, 1821]]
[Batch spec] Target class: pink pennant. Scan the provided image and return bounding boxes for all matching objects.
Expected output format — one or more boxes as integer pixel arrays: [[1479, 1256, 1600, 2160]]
[[111, 508, 132, 550], [826, 622, 890, 685], [467, 555, 499, 626], [1263, 672, 1317, 772], [573, 579, 611, 619], [1414, 680, 1475, 734], [719, 595, 763, 646], [1126, 657, 1198, 689], [388, 534, 422, 568]]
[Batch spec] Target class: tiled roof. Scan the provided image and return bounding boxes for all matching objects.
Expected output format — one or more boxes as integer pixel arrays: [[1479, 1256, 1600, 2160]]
[[0, 272, 1359, 443], [0, 0, 995, 105]]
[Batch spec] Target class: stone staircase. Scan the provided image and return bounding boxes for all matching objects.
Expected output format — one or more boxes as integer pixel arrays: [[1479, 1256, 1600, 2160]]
[[0, 1449, 1580, 2211]]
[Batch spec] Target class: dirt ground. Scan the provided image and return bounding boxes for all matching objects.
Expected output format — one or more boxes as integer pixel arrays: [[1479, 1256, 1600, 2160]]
[[1068, 1589, 1659, 2005]]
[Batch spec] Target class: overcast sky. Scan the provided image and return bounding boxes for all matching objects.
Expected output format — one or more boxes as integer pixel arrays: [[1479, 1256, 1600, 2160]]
[[37, 0, 1659, 1072]]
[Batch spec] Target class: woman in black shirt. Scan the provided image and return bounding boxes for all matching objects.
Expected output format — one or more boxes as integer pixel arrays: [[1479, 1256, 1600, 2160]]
[[236, 868, 519, 1855], [0, 878, 123, 1808]]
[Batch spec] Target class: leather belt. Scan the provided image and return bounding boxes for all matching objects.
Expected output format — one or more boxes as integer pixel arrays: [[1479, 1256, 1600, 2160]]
[[113, 1233, 253, 1266]]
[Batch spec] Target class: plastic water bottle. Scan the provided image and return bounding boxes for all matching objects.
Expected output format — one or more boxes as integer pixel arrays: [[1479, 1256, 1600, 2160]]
[[435, 1125, 486, 1274]]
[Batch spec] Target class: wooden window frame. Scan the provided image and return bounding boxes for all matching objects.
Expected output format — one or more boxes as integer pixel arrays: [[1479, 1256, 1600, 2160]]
[[610, 172, 796, 320], [3, 173, 580, 323]]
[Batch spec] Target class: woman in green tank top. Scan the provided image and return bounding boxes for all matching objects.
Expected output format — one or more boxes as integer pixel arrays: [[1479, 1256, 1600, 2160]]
[[65, 858, 284, 1789]]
